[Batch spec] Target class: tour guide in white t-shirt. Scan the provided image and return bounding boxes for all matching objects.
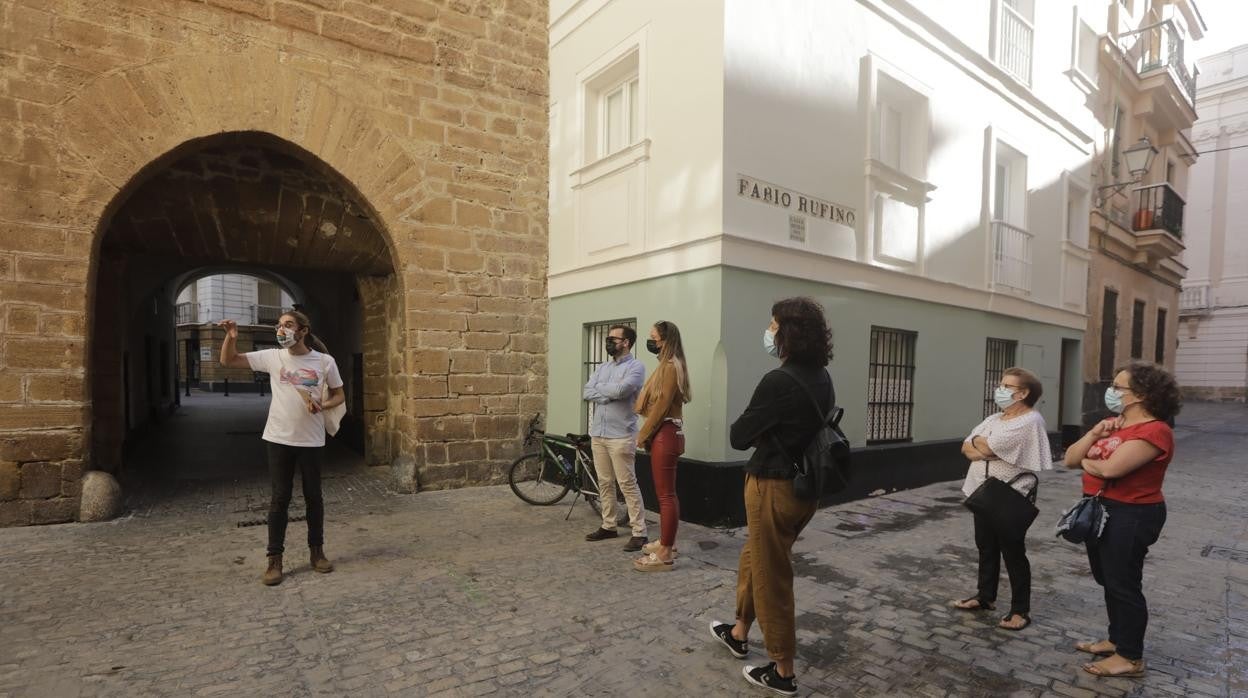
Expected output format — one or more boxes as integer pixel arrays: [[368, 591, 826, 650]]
[[218, 310, 345, 587]]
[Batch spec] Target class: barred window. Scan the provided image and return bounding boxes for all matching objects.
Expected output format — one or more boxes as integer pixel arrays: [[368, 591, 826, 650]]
[[983, 338, 1018, 417], [582, 318, 636, 432], [1130, 300, 1146, 359], [1099, 289, 1118, 379], [1154, 308, 1167, 363], [867, 327, 917, 443]]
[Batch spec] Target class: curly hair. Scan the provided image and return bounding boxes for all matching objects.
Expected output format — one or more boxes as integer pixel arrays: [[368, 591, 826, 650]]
[[771, 296, 833, 367], [1117, 361, 1182, 422]]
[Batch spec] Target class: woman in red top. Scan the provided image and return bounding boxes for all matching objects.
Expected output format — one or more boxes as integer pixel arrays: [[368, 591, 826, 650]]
[[1062, 362, 1181, 679]]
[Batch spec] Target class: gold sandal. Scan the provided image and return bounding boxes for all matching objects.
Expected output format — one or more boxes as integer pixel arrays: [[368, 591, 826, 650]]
[[632, 552, 674, 572], [1075, 640, 1116, 657], [1082, 657, 1146, 678]]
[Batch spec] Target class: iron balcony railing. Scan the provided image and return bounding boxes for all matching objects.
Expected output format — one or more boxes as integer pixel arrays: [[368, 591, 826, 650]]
[[1117, 19, 1198, 106], [991, 220, 1033, 295], [1132, 183, 1185, 238], [175, 302, 198, 325], [252, 304, 292, 326], [995, 2, 1033, 86]]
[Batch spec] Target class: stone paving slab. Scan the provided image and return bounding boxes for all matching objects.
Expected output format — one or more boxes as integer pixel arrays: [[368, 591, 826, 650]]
[[1, 402, 1246, 696]]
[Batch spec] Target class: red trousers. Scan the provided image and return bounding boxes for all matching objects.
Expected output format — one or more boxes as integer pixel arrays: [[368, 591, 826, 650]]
[[649, 421, 684, 546]]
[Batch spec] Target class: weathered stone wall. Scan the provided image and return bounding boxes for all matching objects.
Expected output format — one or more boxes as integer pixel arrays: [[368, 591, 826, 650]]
[[0, 0, 550, 525]]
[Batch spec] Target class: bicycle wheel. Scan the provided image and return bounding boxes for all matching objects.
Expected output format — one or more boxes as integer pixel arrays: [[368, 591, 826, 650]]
[[508, 452, 571, 505]]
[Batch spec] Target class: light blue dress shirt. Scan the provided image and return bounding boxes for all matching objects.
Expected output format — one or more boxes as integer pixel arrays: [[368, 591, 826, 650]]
[[582, 353, 646, 438]]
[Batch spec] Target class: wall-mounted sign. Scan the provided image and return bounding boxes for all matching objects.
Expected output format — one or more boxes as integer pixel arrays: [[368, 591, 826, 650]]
[[788, 214, 806, 242], [199, 348, 212, 361], [737, 174, 856, 228]]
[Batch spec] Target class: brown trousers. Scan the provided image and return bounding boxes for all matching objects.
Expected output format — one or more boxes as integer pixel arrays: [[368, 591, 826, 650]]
[[735, 474, 818, 662]]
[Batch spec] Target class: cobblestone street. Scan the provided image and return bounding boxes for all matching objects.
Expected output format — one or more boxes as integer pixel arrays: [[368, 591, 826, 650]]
[[1, 402, 1245, 697]]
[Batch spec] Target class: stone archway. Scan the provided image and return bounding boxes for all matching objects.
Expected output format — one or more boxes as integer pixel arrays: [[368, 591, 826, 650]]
[[2, 27, 549, 526], [89, 131, 403, 481], [53, 49, 422, 485]]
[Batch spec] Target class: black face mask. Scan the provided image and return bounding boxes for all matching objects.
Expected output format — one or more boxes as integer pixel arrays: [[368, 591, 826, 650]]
[[605, 339, 622, 356], [645, 339, 660, 355]]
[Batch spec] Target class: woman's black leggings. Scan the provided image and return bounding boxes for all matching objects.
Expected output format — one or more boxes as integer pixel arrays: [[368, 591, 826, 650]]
[[265, 442, 325, 556]]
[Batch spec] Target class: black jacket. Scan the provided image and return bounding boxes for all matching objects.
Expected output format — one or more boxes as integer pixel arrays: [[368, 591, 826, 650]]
[[730, 363, 834, 479]]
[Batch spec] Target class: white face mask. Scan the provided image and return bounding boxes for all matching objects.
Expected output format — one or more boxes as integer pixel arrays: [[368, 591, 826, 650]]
[[993, 386, 1019, 411], [763, 328, 779, 358], [276, 329, 297, 349]]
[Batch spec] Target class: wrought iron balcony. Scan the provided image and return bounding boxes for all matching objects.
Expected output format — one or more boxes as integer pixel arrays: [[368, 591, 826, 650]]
[[1132, 183, 1184, 238], [175, 302, 199, 325], [991, 220, 1032, 295], [252, 304, 291, 326], [994, 2, 1033, 86], [1116, 19, 1198, 107]]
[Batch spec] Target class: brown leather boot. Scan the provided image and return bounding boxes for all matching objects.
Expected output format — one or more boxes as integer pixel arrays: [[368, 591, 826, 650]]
[[310, 546, 334, 573], [262, 554, 283, 586]]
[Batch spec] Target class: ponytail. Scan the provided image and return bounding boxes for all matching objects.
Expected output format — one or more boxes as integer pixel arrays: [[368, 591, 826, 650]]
[[281, 309, 329, 354]]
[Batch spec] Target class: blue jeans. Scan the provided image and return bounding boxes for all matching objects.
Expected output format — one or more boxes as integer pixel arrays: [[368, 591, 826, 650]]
[[1085, 500, 1166, 660]]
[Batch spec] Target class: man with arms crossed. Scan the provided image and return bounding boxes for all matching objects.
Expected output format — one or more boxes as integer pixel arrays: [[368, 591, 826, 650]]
[[583, 324, 649, 551]]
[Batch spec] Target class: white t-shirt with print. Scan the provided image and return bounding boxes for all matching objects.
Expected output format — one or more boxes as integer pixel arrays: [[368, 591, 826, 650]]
[[246, 348, 344, 448]]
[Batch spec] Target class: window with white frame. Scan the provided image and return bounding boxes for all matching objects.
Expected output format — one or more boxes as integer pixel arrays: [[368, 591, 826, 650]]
[[994, 0, 1035, 86], [864, 58, 934, 269], [991, 140, 1031, 294], [993, 142, 1027, 227], [873, 72, 929, 180], [1065, 176, 1090, 245], [1070, 6, 1099, 87], [601, 77, 638, 156], [582, 49, 641, 164]]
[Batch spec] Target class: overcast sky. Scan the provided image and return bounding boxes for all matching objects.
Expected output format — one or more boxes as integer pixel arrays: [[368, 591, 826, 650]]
[[1194, 0, 1248, 59]]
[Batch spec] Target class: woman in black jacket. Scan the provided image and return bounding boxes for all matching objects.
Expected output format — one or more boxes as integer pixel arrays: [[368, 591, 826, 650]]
[[708, 296, 834, 697]]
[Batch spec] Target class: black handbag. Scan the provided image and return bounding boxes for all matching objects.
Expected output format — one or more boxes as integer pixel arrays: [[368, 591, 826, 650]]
[[1055, 486, 1108, 544], [963, 462, 1040, 539]]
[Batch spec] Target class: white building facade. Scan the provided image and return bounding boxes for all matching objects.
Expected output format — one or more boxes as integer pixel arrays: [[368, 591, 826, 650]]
[[548, 0, 1102, 516], [175, 274, 294, 327], [1176, 45, 1248, 401]]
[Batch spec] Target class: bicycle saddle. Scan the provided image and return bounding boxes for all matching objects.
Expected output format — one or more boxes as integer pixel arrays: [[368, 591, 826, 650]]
[[565, 433, 591, 446]]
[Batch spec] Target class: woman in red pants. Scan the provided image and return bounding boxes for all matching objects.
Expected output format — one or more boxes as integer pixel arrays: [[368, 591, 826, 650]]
[[633, 320, 692, 572]]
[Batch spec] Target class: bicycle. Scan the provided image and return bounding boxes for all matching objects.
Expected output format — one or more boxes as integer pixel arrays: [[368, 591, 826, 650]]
[[508, 414, 628, 523]]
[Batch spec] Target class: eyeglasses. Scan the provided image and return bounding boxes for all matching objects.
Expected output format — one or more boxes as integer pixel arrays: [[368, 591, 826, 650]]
[[999, 383, 1023, 390], [605, 336, 625, 344], [1111, 383, 1133, 392]]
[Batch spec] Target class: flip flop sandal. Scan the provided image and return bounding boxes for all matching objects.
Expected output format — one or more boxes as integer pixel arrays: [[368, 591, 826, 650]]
[[951, 597, 995, 611], [998, 613, 1031, 631], [1075, 640, 1116, 657], [633, 552, 674, 572], [1082, 659, 1146, 678]]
